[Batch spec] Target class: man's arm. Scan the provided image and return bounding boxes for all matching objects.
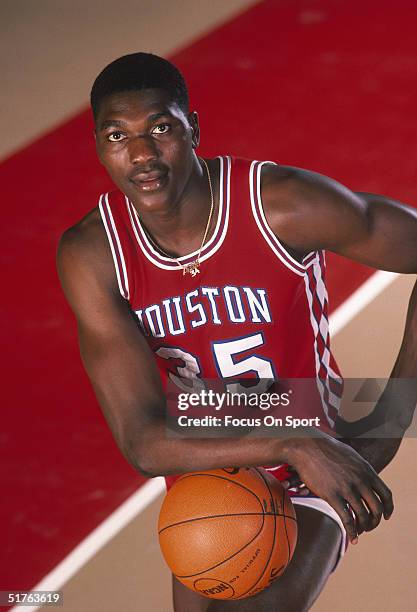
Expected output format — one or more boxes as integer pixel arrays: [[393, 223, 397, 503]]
[[57, 213, 393, 543], [262, 165, 417, 271], [337, 279, 417, 472], [56, 219, 294, 476], [262, 165, 417, 472]]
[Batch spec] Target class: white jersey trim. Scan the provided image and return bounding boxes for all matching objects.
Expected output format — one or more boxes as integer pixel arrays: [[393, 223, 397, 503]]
[[303, 255, 342, 427], [98, 194, 130, 300], [125, 156, 231, 271], [249, 160, 314, 276], [302, 252, 319, 268]]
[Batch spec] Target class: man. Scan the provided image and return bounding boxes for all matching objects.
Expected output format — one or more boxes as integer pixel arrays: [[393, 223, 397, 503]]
[[57, 53, 417, 611]]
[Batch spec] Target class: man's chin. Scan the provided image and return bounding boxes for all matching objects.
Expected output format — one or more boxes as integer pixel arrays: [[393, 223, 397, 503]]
[[126, 186, 174, 213]]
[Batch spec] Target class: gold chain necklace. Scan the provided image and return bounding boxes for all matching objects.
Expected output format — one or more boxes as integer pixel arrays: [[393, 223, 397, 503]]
[[141, 158, 214, 277]]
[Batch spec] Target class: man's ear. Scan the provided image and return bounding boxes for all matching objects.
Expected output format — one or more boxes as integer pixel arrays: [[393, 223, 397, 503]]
[[188, 111, 200, 149]]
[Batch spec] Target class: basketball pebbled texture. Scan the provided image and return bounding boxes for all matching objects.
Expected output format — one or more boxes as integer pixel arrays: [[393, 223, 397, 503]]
[[158, 467, 298, 600]]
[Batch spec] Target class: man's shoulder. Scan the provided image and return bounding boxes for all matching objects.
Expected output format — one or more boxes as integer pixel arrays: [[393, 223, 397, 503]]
[[59, 205, 103, 251], [261, 163, 359, 214], [57, 204, 109, 271], [57, 200, 121, 298], [262, 164, 332, 202], [259, 162, 367, 256], [259, 164, 317, 246]]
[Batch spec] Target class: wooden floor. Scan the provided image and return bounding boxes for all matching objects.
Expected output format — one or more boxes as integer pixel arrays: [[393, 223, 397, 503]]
[[1, 2, 415, 610]]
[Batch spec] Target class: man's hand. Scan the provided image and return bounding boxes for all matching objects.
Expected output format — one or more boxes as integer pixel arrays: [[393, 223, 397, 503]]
[[283, 435, 394, 544]]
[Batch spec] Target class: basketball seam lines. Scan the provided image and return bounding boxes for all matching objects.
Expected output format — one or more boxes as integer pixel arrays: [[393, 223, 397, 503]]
[[158, 512, 297, 535], [165, 474, 267, 580], [237, 468, 278, 598], [165, 471, 296, 587], [281, 486, 291, 568], [175, 514, 266, 579], [175, 473, 264, 509]]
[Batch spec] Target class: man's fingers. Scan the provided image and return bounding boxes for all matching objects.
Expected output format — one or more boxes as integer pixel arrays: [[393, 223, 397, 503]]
[[281, 475, 311, 496], [333, 497, 359, 544], [370, 476, 394, 519], [281, 474, 302, 489], [343, 491, 370, 536], [357, 486, 384, 531], [288, 473, 302, 486], [339, 476, 393, 539]]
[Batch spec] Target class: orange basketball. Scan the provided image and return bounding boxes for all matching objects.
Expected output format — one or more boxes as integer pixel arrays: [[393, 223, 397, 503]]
[[158, 467, 298, 600]]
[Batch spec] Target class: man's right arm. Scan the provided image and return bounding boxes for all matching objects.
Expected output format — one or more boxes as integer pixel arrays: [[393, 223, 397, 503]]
[[56, 219, 296, 476], [56, 217, 393, 543]]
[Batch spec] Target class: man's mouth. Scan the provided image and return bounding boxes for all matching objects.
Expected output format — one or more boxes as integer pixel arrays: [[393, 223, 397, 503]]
[[129, 170, 168, 192]]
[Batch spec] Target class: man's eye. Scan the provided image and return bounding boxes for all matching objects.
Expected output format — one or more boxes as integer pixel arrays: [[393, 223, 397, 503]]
[[108, 132, 125, 142], [152, 124, 170, 134]]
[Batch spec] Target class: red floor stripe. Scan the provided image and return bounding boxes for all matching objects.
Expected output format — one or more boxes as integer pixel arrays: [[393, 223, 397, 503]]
[[1, 0, 417, 591]]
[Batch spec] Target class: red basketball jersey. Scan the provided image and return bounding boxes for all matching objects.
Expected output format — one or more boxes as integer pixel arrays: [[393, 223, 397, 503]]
[[99, 156, 343, 485]]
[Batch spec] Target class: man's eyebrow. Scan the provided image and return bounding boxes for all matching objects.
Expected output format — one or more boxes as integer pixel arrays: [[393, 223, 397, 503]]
[[98, 112, 175, 132], [147, 111, 175, 122], [98, 119, 124, 131]]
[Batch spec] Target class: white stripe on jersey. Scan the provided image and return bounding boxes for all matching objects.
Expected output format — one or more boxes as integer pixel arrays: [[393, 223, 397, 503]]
[[250, 160, 306, 276], [304, 257, 342, 427], [98, 194, 130, 300]]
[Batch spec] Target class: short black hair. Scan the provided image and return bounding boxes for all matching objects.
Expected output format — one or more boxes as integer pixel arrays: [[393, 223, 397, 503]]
[[90, 52, 189, 119]]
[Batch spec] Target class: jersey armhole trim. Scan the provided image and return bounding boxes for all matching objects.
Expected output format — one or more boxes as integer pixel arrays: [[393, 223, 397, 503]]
[[98, 193, 130, 300], [250, 160, 318, 276]]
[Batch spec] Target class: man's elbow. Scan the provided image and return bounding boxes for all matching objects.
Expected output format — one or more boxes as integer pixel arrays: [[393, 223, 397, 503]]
[[122, 435, 167, 478]]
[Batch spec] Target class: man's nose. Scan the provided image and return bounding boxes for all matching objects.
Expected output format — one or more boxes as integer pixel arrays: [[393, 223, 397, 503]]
[[128, 135, 159, 165]]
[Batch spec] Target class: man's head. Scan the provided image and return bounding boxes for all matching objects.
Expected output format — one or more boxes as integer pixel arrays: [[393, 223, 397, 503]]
[[91, 53, 200, 212], [90, 53, 189, 120]]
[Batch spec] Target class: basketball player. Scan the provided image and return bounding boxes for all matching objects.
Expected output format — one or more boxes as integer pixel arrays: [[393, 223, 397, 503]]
[[57, 54, 417, 611]]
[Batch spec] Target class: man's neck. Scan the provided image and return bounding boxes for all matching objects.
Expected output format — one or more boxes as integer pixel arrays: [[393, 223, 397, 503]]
[[135, 157, 219, 259]]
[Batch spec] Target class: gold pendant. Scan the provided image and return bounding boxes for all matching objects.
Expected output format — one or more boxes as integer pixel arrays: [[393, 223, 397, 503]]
[[183, 260, 200, 277]]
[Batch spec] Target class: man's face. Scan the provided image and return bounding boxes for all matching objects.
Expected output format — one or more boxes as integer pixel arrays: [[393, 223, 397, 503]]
[[95, 89, 199, 211]]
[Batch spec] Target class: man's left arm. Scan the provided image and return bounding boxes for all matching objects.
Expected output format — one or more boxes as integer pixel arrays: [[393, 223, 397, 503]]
[[337, 277, 417, 473], [263, 165, 417, 272], [263, 166, 417, 471], [327, 188, 417, 470], [343, 190, 417, 272]]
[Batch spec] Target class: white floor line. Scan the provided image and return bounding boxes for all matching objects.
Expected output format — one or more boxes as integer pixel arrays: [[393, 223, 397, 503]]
[[329, 270, 399, 336], [16, 269, 401, 612], [11, 478, 166, 612]]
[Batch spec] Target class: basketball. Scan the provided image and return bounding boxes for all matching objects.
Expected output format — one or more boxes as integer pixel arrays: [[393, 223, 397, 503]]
[[158, 467, 298, 600]]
